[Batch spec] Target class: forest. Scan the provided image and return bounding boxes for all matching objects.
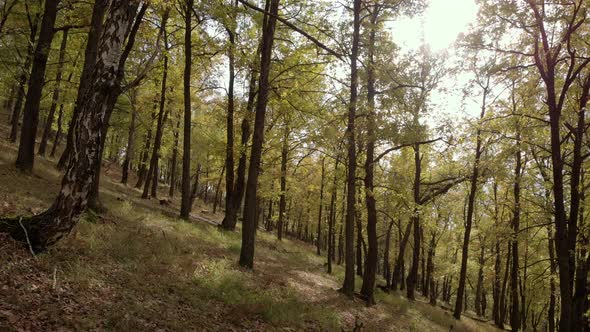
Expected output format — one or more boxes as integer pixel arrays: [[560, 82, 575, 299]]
[[0, 0, 588, 331]]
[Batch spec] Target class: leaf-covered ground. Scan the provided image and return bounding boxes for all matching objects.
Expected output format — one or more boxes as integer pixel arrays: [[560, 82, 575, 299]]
[[0, 121, 500, 331]]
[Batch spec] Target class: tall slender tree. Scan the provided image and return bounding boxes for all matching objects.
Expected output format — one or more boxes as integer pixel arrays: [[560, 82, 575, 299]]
[[179, 0, 194, 219], [15, 0, 59, 172], [239, 0, 280, 268], [38, 27, 69, 157], [341, 0, 361, 298], [142, 9, 171, 199]]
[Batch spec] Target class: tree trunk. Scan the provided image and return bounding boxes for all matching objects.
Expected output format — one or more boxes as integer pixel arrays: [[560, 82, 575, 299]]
[[356, 208, 363, 277], [86, 2, 147, 211], [49, 104, 65, 158], [392, 218, 412, 291], [341, 0, 361, 298], [492, 182, 502, 327], [425, 231, 436, 301], [0, 0, 137, 250], [213, 165, 225, 213], [337, 223, 343, 265], [179, 0, 194, 219], [383, 218, 394, 288], [360, 8, 379, 305], [524, 9, 590, 328], [475, 244, 485, 316], [135, 105, 156, 188], [265, 199, 273, 231], [221, 1, 237, 227], [239, 0, 280, 269], [150, 161, 159, 198], [189, 164, 202, 209], [38, 28, 69, 157], [316, 158, 325, 254], [57, 0, 108, 170], [10, 9, 39, 143], [327, 157, 339, 274], [121, 101, 137, 185], [15, 0, 59, 172], [454, 83, 487, 319], [407, 141, 421, 300], [277, 124, 289, 240], [547, 223, 557, 332], [570, 79, 590, 332], [500, 244, 511, 326], [510, 117, 522, 331], [573, 183, 589, 331], [168, 117, 180, 197], [221, 52, 257, 230], [4, 85, 16, 121], [142, 12, 170, 199]]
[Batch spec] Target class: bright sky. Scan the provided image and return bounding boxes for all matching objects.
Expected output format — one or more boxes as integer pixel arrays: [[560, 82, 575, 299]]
[[389, 0, 481, 121], [391, 0, 479, 52]]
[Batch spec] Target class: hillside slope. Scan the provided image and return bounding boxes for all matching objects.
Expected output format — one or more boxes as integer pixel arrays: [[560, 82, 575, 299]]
[[0, 124, 499, 331]]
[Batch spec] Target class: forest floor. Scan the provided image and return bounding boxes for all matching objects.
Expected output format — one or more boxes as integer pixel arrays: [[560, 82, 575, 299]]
[[0, 117, 502, 331]]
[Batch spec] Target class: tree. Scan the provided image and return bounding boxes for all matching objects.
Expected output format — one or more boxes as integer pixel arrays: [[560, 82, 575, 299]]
[[57, 0, 108, 170], [453, 60, 492, 320], [9, 2, 40, 143], [179, 0, 194, 219], [142, 8, 171, 200], [15, 0, 59, 172], [38, 27, 69, 157], [220, 0, 238, 230], [0, 0, 141, 250], [341, 0, 361, 298], [239, 0, 280, 269]]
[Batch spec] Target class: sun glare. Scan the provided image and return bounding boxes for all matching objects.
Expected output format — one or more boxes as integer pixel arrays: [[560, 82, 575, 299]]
[[391, 0, 478, 51]]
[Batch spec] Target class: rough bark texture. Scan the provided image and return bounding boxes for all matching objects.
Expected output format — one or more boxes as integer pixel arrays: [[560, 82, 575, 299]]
[[87, 2, 147, 211], [57, 0, 108, 170], [0, 0, 136, 250]]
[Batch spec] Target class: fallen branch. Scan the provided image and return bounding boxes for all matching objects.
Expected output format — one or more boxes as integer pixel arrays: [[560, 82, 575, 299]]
[[18, 217, 36, 258]]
